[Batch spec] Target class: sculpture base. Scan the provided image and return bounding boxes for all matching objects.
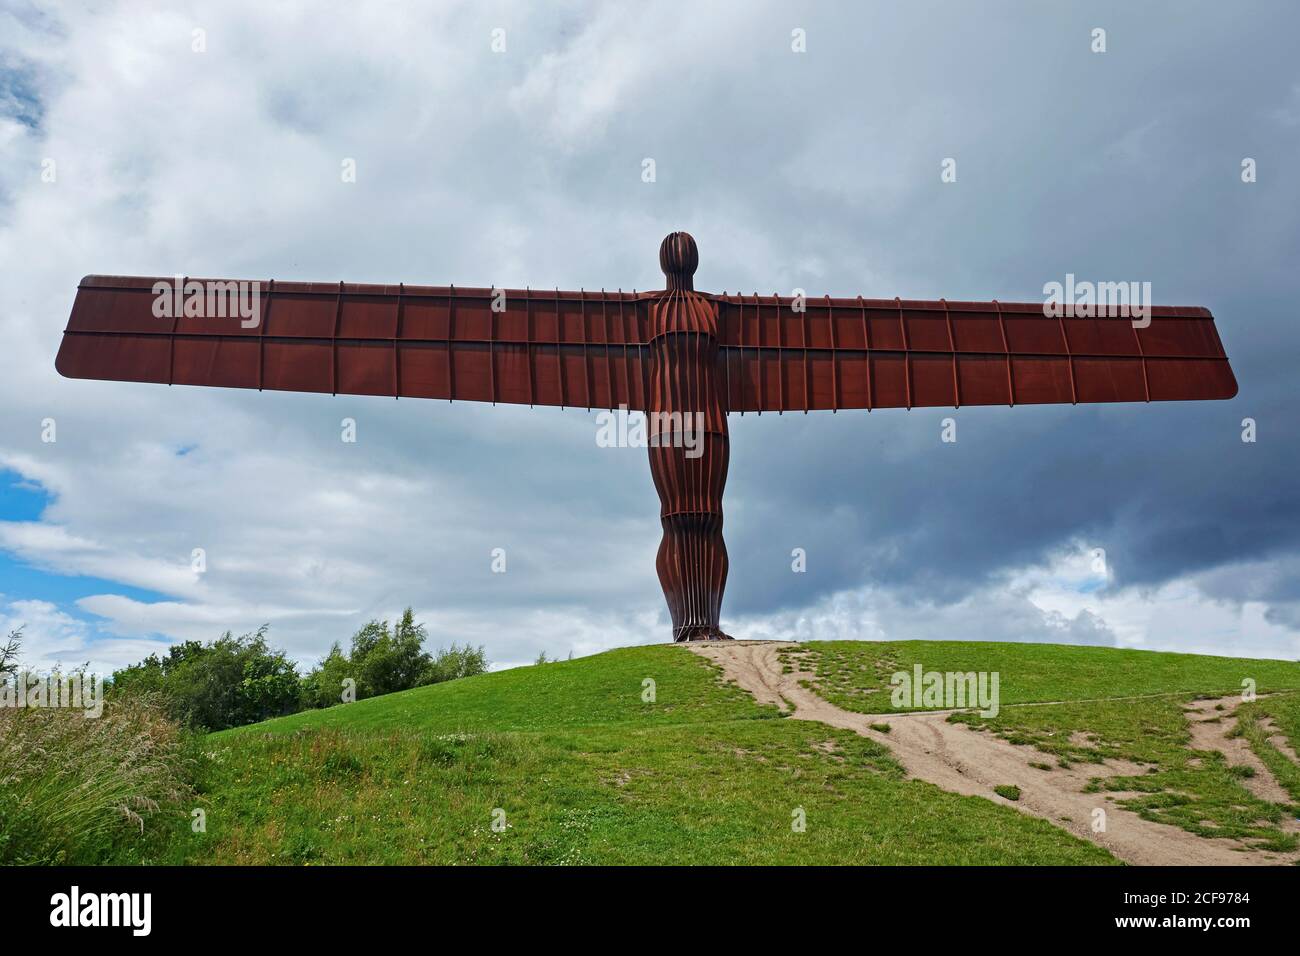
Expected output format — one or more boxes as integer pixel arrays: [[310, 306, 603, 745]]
[[674, 625, 734, 643]]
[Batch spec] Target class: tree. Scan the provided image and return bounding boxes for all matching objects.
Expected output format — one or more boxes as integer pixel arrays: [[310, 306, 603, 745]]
[[301, 608, 488, 708], [425, 643, 489, 683], [299, 642, 353, 710], [110, 626, 302, 731], [0, 627, 22, 677], [348, 609, 432, 698], [104, 608, 490, 725]]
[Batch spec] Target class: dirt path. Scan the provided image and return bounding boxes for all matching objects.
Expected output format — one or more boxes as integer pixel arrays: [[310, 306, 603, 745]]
[[1184, 698, 1295, 806], [1259, 716, 1300, 765], [691, 640, 1298, 866]]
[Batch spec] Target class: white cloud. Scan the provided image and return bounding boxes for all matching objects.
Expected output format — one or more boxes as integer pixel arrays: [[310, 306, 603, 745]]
[[0, 596, 172, 673]]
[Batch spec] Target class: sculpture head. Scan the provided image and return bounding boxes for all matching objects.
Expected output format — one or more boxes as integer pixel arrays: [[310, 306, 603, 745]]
[[659, 231, 698, 291]]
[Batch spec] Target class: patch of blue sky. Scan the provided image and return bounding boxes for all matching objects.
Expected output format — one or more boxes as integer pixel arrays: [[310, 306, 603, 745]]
[[0, 470, 171, 605]]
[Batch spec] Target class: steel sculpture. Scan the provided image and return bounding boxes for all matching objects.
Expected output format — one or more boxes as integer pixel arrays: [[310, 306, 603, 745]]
[[55, 232, 1238, 640]]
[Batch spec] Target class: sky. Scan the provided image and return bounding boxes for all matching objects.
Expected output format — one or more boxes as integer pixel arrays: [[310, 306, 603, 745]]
[[0, 0, 1297, 674]]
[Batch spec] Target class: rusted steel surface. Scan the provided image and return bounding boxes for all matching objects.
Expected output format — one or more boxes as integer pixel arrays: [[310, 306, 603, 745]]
[[647, 236, 730, 640], [57, 276, 656, 410], [55, 233, 1239, 643], [711, 294, 1236, 411]]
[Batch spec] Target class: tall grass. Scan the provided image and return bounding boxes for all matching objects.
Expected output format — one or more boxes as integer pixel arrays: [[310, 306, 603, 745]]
[[0, 693, 195, 864]]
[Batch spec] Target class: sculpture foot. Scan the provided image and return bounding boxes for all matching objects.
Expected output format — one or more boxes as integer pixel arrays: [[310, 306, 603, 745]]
[[674, 625, 733, 643]]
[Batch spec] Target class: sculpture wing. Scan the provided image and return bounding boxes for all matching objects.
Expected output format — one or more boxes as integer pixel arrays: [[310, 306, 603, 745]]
[[711, 294, 1237, 412], [56, 276, 655, 410]]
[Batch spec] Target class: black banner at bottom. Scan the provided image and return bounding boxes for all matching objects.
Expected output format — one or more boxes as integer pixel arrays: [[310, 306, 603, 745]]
[[0, 865, 1284, 941]]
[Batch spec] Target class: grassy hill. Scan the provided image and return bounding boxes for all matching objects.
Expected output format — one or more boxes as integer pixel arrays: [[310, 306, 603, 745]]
[[115, 641, 1300, 865]]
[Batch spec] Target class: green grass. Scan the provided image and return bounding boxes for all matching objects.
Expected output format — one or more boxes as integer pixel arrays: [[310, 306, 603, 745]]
[[139, 718, 1116, 865], [794, 641, 1300, 714], [111, 640, 1300, 865], [117, 645, 1119, 865]]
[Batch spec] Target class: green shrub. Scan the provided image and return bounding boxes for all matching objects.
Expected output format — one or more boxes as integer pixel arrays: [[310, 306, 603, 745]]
[[425, 643, 489, 684]]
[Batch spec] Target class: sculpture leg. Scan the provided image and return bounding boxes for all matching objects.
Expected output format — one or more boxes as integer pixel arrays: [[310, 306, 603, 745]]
[[648, 422, 731, 642]]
